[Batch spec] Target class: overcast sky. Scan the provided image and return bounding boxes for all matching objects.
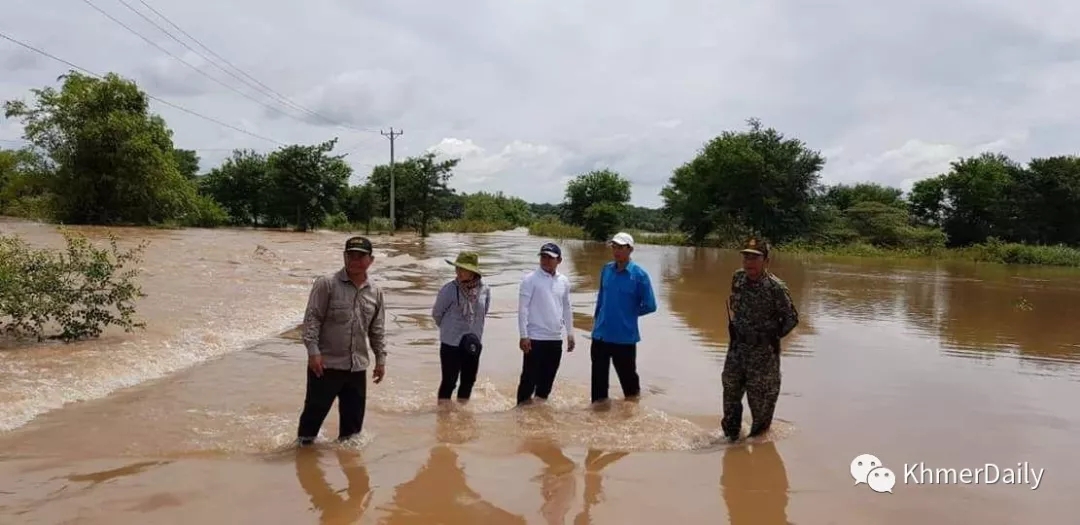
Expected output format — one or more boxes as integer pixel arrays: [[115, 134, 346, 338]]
[[2, 0, 1078, 207]]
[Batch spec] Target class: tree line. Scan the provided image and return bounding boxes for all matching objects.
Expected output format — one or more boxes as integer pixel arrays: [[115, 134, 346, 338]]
[[4, 71, 1079, 343], [535, 119, 1080, 260], [3, 71, 1079, 257]]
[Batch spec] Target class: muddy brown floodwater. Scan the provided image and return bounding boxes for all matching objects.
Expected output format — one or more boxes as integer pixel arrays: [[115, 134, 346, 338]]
[[0, 217, 1078, 524]]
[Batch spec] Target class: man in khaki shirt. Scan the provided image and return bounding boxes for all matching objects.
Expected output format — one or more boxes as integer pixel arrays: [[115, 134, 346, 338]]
[[297, 236, 387, 445]]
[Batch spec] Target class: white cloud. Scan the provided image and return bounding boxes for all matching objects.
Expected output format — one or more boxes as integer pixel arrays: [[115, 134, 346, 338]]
[[1, 0, 1079, 208]]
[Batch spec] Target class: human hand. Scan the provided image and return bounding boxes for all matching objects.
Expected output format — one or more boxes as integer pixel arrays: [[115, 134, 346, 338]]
[[519, 338, 531, 353], [308, 355, 324, 377], [373, 364, 386, 384], [567, 337, 576, 352]]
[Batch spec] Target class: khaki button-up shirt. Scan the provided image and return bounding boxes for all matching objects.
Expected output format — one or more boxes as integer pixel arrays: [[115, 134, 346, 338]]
[[302, 268, 387, 371]]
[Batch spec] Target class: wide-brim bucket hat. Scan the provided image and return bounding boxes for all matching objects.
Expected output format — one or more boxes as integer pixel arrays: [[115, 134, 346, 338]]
[[446, 251, 482, 276]]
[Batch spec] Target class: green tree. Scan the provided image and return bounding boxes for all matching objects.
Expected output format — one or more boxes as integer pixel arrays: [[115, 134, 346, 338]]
[[198, 149, 270, 226], [0, 147, 53, 218], [822, 182, 905, 211], [412, 153, 458, 237], [583, 201, 623, 241], [340, 182, 381, 233], [915, 153, 1020, 247], [2, 71, 203, 226], [908, 176, 947, 228], [661, 118, 825, 245], [621, 204, 676, 232], [263, 139, 351, 232], [462, 191, 533, 226], [563, 169, 632, 241], [1012, 156, 1080, 245], [367, 152, 460, 236], [528, 202, 563, 220], [173, 149, 201, 180], [844, 201, 917, 247]]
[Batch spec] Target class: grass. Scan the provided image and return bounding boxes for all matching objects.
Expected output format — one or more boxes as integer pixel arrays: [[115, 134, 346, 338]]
[[431, 219, 515, 233], [771, 239, 1080, 267], [527, 219, 715, 247], [322, 215, 394, 234], [528, 218, 1080, 268], [322, 217, 519, 235], [528, 218, 586, 240]]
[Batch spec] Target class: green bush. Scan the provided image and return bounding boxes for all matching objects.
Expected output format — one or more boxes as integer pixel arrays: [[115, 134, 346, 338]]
[[322, 214, 394, 234], [0, 230, 147, 341], [323, 211, 352, 231], [959, 237, 1080, 266], [582, 202, 623, 241], [528, 217, 585, 240], [181, 193, 230, 227], [432, 218, 513, 233]]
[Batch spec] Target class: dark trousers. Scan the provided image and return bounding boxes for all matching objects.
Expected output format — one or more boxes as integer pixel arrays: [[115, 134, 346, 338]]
[[297, 368, 367, 442], [516, 339, 564, 404], [438, 342, 482, 400], [590, 339, 641, 403]]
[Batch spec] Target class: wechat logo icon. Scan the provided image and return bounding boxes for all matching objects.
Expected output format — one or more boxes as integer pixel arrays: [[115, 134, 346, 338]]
[[851, 453, 896, 494]]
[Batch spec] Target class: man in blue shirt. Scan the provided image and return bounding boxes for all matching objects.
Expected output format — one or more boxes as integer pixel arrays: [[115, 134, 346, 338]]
[[590, 232, 657, 404]]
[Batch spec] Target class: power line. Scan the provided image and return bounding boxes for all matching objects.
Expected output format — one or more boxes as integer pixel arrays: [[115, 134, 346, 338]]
[[131, 0, 380, 134], [0, 30, 285, 145], [114, 0, 303, 115], [80, 0, 313, 124]]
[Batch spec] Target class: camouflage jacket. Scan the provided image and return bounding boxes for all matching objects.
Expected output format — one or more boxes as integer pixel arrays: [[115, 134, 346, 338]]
[[727, 269, 799, 345]]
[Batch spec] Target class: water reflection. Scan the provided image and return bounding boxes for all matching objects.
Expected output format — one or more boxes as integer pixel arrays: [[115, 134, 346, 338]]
[[295, 447, 372, 524], [640, 236, 1080, 370], [562, 240, 609, 294], [521, 438, 577, 525], [65, 460, 171, 487], [720, 441, 790, 525], [377, 406, 522, 523], [435, 405, 480, 445], [806, 259, 1080, 366], [573, 449, 628, 525], [378, 444, 526, 524], [935, 271, 1080, 363]]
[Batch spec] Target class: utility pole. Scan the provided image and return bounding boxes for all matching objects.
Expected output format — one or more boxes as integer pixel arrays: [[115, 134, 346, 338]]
[[380, 127, 403, 235]]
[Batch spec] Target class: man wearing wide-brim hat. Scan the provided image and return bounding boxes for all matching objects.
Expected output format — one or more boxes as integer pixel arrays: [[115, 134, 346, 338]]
[[721, 236, 799, 441], [431, 251, 492, 403]]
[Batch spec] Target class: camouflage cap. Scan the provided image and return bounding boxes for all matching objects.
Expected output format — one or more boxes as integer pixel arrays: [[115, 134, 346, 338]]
[[739, 237, 769, 257]]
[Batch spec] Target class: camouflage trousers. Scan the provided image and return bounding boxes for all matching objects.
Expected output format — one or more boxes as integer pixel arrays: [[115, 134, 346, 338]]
[[721, 343, 781, 440]]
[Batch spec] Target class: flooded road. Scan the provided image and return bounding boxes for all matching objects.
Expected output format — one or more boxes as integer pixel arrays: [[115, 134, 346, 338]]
[[0, 217, 1077, 524]]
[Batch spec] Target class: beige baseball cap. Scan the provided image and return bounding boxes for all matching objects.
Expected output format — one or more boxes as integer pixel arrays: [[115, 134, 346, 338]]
[[609, 232, 634, 247]]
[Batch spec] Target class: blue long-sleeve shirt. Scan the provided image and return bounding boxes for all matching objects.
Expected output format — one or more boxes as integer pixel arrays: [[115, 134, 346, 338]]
[[591, 260, 657, 345]]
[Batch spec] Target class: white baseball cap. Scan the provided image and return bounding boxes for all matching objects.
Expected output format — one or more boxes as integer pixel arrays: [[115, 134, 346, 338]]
[[609, 232, 634, 247]]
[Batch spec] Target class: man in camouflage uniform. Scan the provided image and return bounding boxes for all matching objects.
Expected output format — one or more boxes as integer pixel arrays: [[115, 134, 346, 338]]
[[722, 237, 799, 441]]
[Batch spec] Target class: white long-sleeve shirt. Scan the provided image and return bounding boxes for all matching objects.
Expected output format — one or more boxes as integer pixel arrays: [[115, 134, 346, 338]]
[[518, 267, 574, 341]]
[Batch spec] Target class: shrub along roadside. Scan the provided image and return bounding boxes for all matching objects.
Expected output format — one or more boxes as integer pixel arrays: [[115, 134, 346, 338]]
[[0, 230, 147, 342]]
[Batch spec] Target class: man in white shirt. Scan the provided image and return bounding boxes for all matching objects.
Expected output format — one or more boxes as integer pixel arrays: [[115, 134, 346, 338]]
[[516, 242, 576, 405]]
